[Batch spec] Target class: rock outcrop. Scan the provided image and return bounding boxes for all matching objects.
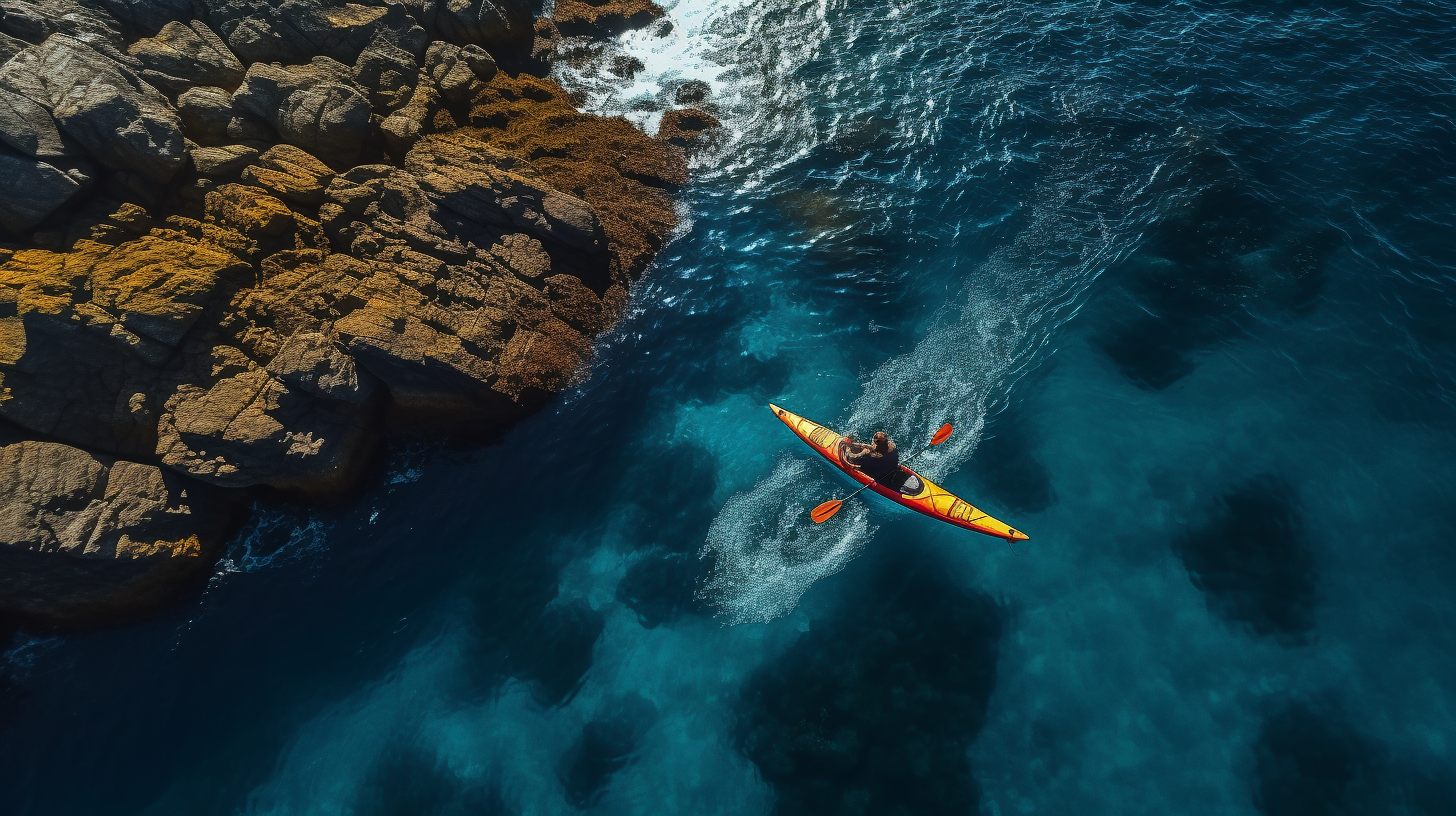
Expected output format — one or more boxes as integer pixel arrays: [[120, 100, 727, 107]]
[[553, 0, 664, 38], [0, 439, 240, 627], [0, 0, 698, 628], [657, 107, 722, 152]]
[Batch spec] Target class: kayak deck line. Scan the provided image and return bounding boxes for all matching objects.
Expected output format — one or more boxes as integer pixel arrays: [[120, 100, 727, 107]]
[[770, 403, 1030, 542]]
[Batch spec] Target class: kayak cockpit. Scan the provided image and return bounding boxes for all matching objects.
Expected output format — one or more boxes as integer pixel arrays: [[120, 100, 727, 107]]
[[836, 439, 924, 496]]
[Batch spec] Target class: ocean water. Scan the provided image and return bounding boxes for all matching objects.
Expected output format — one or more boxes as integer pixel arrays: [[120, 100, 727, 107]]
[[4, 1, 1456, 813]]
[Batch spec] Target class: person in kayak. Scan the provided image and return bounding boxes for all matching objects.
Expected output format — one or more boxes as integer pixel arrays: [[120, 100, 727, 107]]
[[844, 431, 899, 481]]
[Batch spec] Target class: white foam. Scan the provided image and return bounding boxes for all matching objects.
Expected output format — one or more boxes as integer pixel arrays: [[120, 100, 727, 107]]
[[697, 457, 875, 624], [217, 505, 332, 575], [552, 0, 828, 178]]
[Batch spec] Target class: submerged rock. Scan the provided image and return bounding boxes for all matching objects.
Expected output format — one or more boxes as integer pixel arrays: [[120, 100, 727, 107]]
[[736, 553, 1003, 814], [0, 440, 240, 628]]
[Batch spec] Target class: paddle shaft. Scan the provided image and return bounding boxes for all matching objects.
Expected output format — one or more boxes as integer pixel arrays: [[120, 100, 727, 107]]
[[812, 424, 953, 522]]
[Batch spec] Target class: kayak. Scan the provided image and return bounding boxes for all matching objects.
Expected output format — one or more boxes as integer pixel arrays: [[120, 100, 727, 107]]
[[770, 403, 1030, 542]]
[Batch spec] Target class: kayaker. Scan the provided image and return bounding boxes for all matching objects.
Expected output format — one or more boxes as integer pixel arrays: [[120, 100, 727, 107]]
[[845, 431, 899, 481]]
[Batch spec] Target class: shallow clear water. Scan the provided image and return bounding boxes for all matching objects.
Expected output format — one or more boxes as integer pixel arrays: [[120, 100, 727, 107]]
[[5, 1, 1456, 813]]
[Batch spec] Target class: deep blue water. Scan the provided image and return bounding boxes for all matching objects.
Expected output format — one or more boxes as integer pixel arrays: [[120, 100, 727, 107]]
[[4, 1, 1456, 813]]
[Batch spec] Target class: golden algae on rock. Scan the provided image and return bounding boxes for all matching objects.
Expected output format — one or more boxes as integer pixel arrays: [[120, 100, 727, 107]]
[[0, 0, 695, 627]]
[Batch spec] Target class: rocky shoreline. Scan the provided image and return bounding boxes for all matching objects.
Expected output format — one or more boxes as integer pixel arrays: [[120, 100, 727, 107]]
[[0, 0, 717, 629]]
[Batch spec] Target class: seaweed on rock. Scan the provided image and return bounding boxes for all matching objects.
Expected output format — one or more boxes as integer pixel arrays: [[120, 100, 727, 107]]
[[734, 551, 1003, 815]]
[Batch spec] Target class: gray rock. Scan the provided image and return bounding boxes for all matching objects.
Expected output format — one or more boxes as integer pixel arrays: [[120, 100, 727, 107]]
[[154, 363, 377, 492], [189, 143, 256, 176], [230, 58, 350, 118], [425, 40, 478, 105], [220, 12, 285, 64], [0, 29, 28, 62], [0, 85, 69, 157], [176, 84, 271, 146], [2, 35, 185, 183], [353, 39, 417, 114], [0, 147, 83, 232], [128, 19, 244, 96], [279, 82, 370, 166], [405, 137, 605, 252], [461, 43, 496, 83], [379, 77, 438, 156], [88, 0, 206, 38], [233, 60, 370, 165], [426, 0, 534, 57], [0, 0, 132, 65], [268, 329, 377, 403], [0, 439, 238, 628], [219, 0, 425, 66]]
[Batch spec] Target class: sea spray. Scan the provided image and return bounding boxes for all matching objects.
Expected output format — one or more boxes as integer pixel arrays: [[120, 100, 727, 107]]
[[218, 505, 333, 575]]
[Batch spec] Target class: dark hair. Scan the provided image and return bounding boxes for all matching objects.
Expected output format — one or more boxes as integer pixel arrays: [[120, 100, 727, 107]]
[[873, 431, 888, 452]]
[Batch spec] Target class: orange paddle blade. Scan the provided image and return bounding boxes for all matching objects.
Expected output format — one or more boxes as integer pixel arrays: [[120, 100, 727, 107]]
[[931, 423, 953, 445], [810, 500, 843, 523]]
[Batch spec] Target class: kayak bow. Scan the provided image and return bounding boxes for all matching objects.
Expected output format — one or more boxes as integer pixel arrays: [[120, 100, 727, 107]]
[[771, 403, 1030, 542]]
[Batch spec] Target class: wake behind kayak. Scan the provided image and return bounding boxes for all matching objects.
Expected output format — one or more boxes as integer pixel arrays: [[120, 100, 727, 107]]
[[770, 404, 1030, 542]]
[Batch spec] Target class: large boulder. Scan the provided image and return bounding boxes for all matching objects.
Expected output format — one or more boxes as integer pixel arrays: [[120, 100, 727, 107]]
[[0, 30, 28, 62], [0, 0, 132, 64], [88, 0, 206, 39], [0, 85, 70, 158], [0, 35, 185, 182], [352, 38, 418, 114], [405, 136, 606, 256], [127, 19, 244, 96], [0, 236, 249, 456], [231, 59, 371, 166], [189, 143, 258, 177], [213, 0, 426, 66], [425, 0, 534, 58], [0, 440, 240, 628], [0, 147, 86, 232], [176, 84, 272, 146], [423, 40, 483, 104], [154, 353, 379, 492]]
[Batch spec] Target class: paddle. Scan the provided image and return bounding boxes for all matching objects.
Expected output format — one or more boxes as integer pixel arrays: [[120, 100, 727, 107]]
[[810, 423, 953, 523]]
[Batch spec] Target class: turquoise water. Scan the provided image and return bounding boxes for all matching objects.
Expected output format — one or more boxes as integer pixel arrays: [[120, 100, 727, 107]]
[[5, 1, 1456, 813]]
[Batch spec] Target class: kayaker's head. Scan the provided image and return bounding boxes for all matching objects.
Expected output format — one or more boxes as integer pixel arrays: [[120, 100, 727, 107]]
[[873, 431, 889, 452]]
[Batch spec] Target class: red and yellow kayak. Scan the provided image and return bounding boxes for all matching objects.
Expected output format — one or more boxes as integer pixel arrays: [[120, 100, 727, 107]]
[[770, 403, 1030, 542]]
